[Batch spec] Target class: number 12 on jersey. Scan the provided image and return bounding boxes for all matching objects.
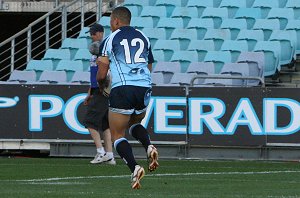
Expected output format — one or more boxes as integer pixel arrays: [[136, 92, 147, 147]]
[[120, 38, 146, 64]]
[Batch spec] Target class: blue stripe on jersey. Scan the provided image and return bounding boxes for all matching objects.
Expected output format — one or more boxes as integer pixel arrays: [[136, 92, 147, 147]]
[[111, 50, 126, 85]]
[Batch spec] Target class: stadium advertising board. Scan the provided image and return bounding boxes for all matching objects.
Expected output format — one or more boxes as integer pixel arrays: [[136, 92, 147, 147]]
[[0, 85, 300, 146]]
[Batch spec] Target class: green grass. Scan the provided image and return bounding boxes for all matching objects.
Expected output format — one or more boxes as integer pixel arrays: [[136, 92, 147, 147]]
[[1, 157, 300, 198]]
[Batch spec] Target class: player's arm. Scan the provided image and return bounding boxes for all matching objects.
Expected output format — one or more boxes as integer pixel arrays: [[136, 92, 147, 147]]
[[96, 56, 110, 93]]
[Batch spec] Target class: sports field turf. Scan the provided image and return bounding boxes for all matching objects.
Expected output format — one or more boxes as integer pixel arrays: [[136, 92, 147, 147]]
[[1, 157, 300, 198]]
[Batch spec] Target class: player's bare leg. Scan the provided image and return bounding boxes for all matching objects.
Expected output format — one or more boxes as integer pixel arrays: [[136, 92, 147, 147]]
[[129, 113, 159, 172], [103, 129, 116, 165], [89, 128, 105, 164], [109, 111, 145, 189]]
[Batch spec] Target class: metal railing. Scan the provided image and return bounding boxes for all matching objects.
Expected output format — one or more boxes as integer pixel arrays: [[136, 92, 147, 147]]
[[0, 0, 103, 81]]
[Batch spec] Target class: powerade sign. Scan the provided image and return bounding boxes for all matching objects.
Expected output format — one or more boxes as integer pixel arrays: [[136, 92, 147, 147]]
[[0, 85, 300, 145]]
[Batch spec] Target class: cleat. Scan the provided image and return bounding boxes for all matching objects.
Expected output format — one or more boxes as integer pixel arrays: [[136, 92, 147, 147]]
[[147, 145, 159, 172], [131, 165, 145, 189], [104, 157, 117, 165], [90, 153, 104, 164]]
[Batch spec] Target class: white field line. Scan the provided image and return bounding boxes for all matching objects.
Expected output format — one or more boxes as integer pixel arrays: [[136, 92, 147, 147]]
[[2, 170, 300, 183]]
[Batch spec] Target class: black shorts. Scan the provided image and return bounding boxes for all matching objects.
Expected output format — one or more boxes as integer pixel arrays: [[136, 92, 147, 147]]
[[109, 85, 152, 115], [83, 88, 109, 132]]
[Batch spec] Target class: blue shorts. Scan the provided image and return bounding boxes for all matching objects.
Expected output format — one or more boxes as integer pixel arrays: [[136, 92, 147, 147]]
[[109, 85, 152, 115]]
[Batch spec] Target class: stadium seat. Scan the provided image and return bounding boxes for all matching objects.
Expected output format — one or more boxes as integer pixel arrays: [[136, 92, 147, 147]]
[[220, 18, 249, 39], [220, 63, 251, 86], [99, 17, 111, 36], [125, 5, 142, 17], [140, 6, 168, 25], [203, 29, 232, 50], [131, 17, 154, 29], [253, 41, 280, 76], [252, 19, 281, 40], [26, 59, 54, 79], [237, 51, 264, 79], [220, 40, 249, 62], [285, 20, 300, 54], [43, 48, 71, 68], [234, 8, 263, 28], [219, 0, 253, 18], [8, 70, 37, 83], [155, 0, 187, 16], [152, 61, 181, 83], [170, 29, 198, 50], [203, 74, 244, 87], [152, 50, 166, 63], [201, 8, 229, 28], [285, 0, 300, 19], [170, 51, 200, 72], [169, 73, 197, 86], [123, 0, 156, 6], [269, 30, 296, 61], [143, 28, 167, 46], [156, 17, 186, 38], [56, 60, 84, 81], [38, 70, 67, 84], [204, 51, 232, 73], [171, 7, 200, 19], [151, 72, 165, 86], [78, 27, 92, 43], [236, 29, 265, 51], [252, 0, 276, 18], [73, 49, 92, 71], [186, 62, 216, 84], [187, 0, 221, 9], [71, 71, 90, 85], [61, 38, 90, 59], [153, 40, 181, 61], [187, 40, 216, 60], [267, 8, 295, 29], [187, 18, 217, 39]]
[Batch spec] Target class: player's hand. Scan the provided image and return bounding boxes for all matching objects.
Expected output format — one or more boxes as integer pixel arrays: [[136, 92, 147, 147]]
[[84, 95, 92, 105]]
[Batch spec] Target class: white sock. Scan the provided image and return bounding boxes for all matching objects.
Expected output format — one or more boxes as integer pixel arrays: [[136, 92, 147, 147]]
[[105, 152, 114, 158], [97, 147, 105, 155]]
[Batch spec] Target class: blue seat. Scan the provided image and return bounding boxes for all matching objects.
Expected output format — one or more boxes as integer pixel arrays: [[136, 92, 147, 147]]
[[56, 60, 84, 81], [201, 8, 229, 28], [78, 27, 92, 42], [61, 38, 90, 59], [156, 17, 185, 38], [220, 40, 249, 62], [152, 61, 181, 83], [204, 51, 232, 73], [237, 51, 264, 83], [252, 19, 281, 40], [237, 29, 265, 51], [267, 8, 295, 29], [253, 41, 281, 76], [169, 73, 197, 86], [43, 49, 71, 68], [285, 20, 300, 54], [170, 29, 198, 50], [219, 0, 254, 18], [220, 63, 253, 86], [234, 8, 263, 27], [186, 62, 216, 84], [153, 40, 181, 60], [187, 18, 217, 39], [203, 29, 232, 50], [269, 31, 295, 65], [152, 50, 166, 63], [151, 72, 165, 86], [99, 17, 111, 36], [26, 59, 54, 79], [252, 0, 278, 18], [131, 17, 154, 29], [125, 5, 142, 17], [123, 0, 156, 6], [8, 70, 37, 83], [187, 40, 216, 60], [187, 0, 221, 8], [286, 0, 300, 19], [155, 0, 187, 16], [143, 28, 167, 46], [71, 71, 90, 85], [171, 7, 200, 19], [38, 71, 67, 84], [170, 51, 200, 72], [220, 18, 249, 39], [73, 49, 92, 71], [140, 6, 168, 25]]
